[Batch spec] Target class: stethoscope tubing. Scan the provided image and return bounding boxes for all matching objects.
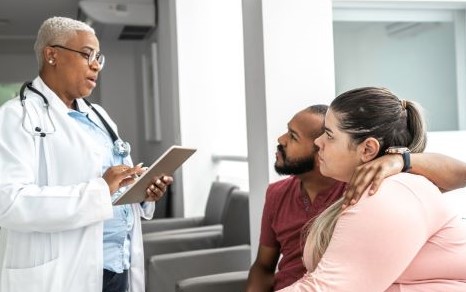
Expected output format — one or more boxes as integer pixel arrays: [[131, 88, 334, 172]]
[[19, 81, 130, 157], [20, 82, 56, 137]]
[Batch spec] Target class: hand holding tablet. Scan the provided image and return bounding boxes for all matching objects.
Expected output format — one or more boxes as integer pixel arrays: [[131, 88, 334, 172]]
[[113, 145, 196, 205]]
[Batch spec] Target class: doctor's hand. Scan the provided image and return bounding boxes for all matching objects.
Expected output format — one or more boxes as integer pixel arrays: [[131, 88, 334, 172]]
[[103, 164, 142, 195], [144, 175, 173, 202]]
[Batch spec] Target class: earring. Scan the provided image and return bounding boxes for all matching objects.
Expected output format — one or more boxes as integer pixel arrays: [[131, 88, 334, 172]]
[[48, 60, 53, 64]]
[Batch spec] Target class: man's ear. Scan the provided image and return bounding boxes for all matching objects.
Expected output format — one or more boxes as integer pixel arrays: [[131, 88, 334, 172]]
[[359, 137, 380, 163]]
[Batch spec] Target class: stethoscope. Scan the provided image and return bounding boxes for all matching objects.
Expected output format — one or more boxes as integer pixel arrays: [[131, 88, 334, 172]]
[[20, 81, 131, 158]]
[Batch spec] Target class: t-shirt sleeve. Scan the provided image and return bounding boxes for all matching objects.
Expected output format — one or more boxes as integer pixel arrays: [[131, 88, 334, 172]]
[[260, 184, 279, 248], [278, 176, 434, 291]]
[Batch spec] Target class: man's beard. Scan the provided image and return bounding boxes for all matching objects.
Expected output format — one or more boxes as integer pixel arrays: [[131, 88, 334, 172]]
[[274, 145, 315, 175]]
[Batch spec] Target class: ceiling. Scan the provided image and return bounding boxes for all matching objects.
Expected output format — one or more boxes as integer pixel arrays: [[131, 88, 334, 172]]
[[0, 0, 79, 53]]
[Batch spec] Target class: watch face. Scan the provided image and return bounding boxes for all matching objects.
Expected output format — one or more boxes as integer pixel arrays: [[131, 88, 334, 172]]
[[385, 146, 410, 154]]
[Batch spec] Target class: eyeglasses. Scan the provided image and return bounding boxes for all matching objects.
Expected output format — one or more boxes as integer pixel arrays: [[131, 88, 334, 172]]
[[50, 45, 105, 68]]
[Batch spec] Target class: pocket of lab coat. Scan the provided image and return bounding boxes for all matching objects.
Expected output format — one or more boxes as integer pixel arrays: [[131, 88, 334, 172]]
[[5, 258, 61, 292], [4, 231, 58, 269]]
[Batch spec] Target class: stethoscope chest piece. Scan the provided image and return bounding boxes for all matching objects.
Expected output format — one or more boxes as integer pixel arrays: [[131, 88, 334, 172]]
[[113, 139, 131, 158]]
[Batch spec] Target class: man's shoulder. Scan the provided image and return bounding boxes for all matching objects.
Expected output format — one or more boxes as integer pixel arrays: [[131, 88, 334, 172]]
[[269, 175, 299, 187], [267, 176, 300, 197], [263, 176, 301, 217]]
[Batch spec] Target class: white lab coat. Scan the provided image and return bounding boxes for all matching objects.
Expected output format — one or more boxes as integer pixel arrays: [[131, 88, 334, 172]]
[[0, 77, 154, 292]]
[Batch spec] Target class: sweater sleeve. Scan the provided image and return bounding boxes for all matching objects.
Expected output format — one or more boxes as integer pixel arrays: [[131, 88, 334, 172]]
[[278, 175, 439, 292]]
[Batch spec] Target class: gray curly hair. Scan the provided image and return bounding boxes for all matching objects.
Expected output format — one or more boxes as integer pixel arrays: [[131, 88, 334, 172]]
[[34, 16, 95, 70]]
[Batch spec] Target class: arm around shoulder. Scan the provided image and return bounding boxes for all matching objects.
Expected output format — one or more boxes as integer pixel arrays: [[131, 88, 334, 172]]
[[411, 153, 466, 191]]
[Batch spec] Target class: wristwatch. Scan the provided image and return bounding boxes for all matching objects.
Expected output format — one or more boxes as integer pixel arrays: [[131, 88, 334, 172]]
[[385, 146, 411, 172]]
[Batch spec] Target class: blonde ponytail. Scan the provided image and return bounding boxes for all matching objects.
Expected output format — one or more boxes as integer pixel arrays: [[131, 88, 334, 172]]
[[305, 197, 344, 271]]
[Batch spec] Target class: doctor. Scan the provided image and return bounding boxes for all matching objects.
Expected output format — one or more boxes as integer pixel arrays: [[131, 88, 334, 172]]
[[0, 17, 171, 292]]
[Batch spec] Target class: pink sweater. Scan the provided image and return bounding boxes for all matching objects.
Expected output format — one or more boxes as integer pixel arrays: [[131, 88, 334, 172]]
[[278, 173, 466, 291]]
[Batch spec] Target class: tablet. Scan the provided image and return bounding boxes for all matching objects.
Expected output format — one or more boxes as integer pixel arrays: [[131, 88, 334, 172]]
[[113, 145, 197, 205]]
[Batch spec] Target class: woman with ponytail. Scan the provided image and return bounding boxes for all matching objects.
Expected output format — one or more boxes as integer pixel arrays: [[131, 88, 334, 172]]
[[278, 87, 466, 291]]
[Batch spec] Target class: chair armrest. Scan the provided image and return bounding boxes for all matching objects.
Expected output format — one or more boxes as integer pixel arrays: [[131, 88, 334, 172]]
[[144, 224, 223, 236], [147, 245, 251, 292], [141, 216, 204, 233], [176, 271, 249, 292], [143, 230, 223, 263]]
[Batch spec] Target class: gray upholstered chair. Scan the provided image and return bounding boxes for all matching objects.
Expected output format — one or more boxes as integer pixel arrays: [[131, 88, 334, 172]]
[[141, 181, 238, 234], [149, 246, 250, 292], [176, 271, 249, 292], [145, 189, 251, 292]]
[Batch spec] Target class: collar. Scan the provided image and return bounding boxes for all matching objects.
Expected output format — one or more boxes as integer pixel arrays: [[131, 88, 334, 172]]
[[31, 76, 73, 115]]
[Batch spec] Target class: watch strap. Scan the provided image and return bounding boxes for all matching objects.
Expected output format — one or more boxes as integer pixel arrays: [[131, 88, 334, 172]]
[[401, 151, 411, 172]]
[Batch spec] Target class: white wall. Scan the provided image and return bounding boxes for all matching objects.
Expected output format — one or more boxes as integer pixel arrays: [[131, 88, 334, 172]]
[[426, 130, 466, 162], [261, 0, 336, 183], [175, 0, 247, 217], [426, 130, 466, 220]]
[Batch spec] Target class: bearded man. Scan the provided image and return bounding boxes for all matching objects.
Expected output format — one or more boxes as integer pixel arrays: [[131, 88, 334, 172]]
[[246, 105, 346, 291]]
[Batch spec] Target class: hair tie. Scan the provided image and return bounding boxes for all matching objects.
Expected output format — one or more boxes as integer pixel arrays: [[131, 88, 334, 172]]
[[400, 99, 407, 109]]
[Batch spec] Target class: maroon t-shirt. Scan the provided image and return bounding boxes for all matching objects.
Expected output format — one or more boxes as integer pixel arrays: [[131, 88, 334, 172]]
[[260, 176, 346, 290]]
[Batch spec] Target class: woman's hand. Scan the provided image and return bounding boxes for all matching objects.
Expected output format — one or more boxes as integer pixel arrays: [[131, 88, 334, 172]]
[[144, 175, 174, 202], [103, 164, 143, 194]]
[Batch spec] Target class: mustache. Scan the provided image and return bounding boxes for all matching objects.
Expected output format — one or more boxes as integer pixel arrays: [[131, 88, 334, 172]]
[[277, 144, 286, 158], [278, 144, 319, 154]]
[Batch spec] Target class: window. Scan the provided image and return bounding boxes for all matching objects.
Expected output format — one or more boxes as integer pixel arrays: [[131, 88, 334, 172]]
[[0, 82, 21, 106]]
